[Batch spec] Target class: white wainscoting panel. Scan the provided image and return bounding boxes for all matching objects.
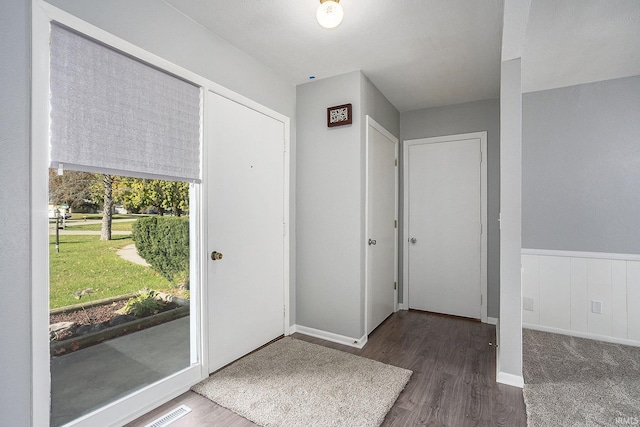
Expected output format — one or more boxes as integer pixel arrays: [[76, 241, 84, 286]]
[[587, 258, 612, 337], [521, 254, 540, 325], [612, 260, 627, 339], [570, 257, 589, 333], [628, 261, 640, 341], [522, 250, 640, 345], [539, 255, 571, 330]]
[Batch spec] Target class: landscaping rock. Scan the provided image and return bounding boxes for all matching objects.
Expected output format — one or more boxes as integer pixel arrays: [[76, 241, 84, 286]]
[[109, 314, 136, 326], [76, 323, 107, 336], [49, 322, 76, 340]]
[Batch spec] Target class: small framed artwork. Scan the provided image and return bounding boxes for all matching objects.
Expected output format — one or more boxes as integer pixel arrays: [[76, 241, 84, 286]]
[[327, 103, 352, 127]]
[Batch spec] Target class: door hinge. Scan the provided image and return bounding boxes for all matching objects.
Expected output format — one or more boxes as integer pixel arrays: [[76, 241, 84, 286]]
[[481, 294, 483, 305], [395, 158, 398, 166], [284, 307, 286, 318], [480, 150, 483, 163], [394, 281, 397, 290], [283, 222, 286, 236], [480, 223, 483, 234], [394, 219, 397, 228]]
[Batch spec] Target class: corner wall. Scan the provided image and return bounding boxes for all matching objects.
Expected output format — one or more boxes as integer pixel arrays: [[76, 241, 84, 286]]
[[400, 99, 500, 317], [295, 71, 399, 341], [0, 0, 32, 425]]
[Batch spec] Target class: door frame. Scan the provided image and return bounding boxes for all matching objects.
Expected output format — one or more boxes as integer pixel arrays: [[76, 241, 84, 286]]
[[402, 132, 488, 323], [364, 116, 399, 336]]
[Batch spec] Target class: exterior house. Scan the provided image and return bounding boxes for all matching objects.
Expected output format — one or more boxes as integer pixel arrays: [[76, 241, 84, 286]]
[[1, 0, 638, 425]]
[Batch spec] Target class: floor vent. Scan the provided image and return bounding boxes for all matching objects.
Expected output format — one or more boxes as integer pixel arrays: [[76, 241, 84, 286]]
[[144, 405, 192, 427]]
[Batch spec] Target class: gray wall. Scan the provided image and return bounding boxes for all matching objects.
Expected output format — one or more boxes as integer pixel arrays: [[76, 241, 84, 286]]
[[296, 71, 363, 338], [0, 0, 32, 425], [400, 99, 500, 318], [522, 75, 640, 254], [296, 71, 399, 339]]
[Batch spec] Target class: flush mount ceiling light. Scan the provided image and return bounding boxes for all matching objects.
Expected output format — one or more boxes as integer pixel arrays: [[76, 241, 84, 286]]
[[316, 0, 344, 29]]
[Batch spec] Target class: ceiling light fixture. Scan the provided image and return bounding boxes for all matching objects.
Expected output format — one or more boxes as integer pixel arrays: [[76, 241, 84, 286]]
[[316, 0, 344, 29]]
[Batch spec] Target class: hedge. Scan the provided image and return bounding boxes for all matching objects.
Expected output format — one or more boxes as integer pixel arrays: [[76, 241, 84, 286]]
[[132, 216, 189, 286]]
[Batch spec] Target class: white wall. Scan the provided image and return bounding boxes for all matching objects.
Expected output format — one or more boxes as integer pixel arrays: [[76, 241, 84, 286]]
[[400, 99, 500, 317], [295, 71, 399, 341], [522, 251, 640, 346], [497, 58, 523, 387], [0, 1, 32, 424]]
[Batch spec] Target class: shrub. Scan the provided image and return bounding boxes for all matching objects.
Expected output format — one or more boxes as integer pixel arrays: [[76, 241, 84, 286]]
[[132, 216, 189, 285], [121, 291, 164, 317]]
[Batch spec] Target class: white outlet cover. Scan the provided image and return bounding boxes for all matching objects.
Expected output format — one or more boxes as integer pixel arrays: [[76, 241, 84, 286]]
[[591, 300, 603, 314]]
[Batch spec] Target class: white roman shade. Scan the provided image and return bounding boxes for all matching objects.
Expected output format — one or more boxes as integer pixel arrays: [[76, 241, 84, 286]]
[[49, 24, 201, 182]]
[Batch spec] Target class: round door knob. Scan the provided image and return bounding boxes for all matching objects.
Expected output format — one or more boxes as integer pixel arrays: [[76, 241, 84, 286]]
[[368, 239, 377, 246], [410, 237, 417, 244], [211, 251, 223, 261]]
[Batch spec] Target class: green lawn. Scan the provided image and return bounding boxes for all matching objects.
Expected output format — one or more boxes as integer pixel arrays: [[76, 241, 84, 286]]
[[64, 221, 134, 232], [49, 234, 175, 309]]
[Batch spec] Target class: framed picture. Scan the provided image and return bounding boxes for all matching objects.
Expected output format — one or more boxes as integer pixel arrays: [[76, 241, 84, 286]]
[[327, 103, 352, 127]]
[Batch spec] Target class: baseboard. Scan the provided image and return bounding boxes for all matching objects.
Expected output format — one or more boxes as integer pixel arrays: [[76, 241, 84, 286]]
[[496, 371, 524, 388], [523, 323, 640, 348], [291, 324, 368, 349], [486, 316, 498, 325], [397, 303, 406, 310]]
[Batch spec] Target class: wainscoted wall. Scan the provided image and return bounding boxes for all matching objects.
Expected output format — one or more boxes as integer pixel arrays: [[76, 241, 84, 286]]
[[522, 249, 640, 346]]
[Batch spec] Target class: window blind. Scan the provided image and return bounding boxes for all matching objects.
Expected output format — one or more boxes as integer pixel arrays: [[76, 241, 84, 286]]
[[49, 24, 201, 182]]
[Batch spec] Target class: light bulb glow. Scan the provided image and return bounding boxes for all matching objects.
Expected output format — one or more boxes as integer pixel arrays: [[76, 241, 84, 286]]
[[316, 1, 344, 29]]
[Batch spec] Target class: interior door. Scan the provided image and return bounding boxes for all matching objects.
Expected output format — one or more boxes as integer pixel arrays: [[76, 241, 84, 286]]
[[366, 118, 397, 334], [406, 136, 481, 319], [207, 92, 286, 372]]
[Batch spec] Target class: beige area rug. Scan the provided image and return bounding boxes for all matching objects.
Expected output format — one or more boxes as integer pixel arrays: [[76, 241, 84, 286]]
[[192, 337, 412, 427], [523, 329, 640, 426]]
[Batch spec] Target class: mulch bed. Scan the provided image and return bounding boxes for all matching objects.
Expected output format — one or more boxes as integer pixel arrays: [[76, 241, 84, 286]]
[[50, 299, 181, 342]]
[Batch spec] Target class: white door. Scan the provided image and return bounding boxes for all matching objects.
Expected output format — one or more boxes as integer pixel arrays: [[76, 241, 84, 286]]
[[404, 133, 486, 320], [366, 117, 398, 334], [207, 92, 286, 372]]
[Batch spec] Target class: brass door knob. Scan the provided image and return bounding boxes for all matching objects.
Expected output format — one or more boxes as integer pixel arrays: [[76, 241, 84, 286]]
[[210, 251, 223, 261]]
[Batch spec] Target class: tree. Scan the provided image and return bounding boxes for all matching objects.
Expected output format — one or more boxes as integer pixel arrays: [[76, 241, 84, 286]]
[[48, 169, 96, 211], [100, 174, 114, 241], [115, 178, 189, 216]]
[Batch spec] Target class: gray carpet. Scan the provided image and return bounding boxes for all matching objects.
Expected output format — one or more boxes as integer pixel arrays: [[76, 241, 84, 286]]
[[523, 329, 640, 426], [192, 337, 412, 427]]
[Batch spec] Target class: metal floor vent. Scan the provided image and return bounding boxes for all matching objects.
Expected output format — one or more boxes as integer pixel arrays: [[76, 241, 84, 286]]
[[144, 405, 192, 427]]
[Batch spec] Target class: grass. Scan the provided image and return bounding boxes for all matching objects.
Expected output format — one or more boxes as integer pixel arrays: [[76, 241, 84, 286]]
[[64, 221, 134, 232], [49, 234, 177, 309]]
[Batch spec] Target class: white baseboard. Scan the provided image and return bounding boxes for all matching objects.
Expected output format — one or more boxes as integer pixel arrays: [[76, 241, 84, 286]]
[[523, 323, 640, 348], [496, 371, 524, 388], [486, 316, 498, 325], [291, 324, 368, 349]]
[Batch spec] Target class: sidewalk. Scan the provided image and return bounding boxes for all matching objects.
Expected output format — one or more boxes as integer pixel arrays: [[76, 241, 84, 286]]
[[50, 316, 190, 426]]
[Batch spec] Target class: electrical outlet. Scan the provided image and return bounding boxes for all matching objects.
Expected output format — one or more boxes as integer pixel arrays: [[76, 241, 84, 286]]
[[523, 297, 534, 311], [591, 300, 603, 314]]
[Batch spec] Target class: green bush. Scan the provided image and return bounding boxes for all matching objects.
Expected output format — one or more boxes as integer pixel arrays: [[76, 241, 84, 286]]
[[132, 216, 189, 285], [121, 291, 165, 317]]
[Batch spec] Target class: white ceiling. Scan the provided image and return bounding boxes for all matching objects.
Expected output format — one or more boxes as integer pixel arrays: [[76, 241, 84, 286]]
[[163, 0, 640, 112]]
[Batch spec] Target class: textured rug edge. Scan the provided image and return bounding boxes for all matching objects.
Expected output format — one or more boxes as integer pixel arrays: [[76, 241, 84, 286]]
[[192, 337, 413, 427]]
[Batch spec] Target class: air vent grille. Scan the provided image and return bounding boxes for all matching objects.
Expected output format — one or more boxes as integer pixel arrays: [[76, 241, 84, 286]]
[[145, 405, 191, 427]]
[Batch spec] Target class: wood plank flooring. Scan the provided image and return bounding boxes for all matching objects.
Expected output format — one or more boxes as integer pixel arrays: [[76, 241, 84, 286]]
[[127, 310, 527, 426]]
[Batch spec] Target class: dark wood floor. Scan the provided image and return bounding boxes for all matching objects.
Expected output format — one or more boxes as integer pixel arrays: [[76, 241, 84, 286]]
[[127, 311, 527, 426]]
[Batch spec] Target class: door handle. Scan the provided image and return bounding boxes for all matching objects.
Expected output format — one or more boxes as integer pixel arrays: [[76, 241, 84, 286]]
[[368, 239, 377, 246], [410, 237, 417, 244], [210, 251, 224, 261]]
